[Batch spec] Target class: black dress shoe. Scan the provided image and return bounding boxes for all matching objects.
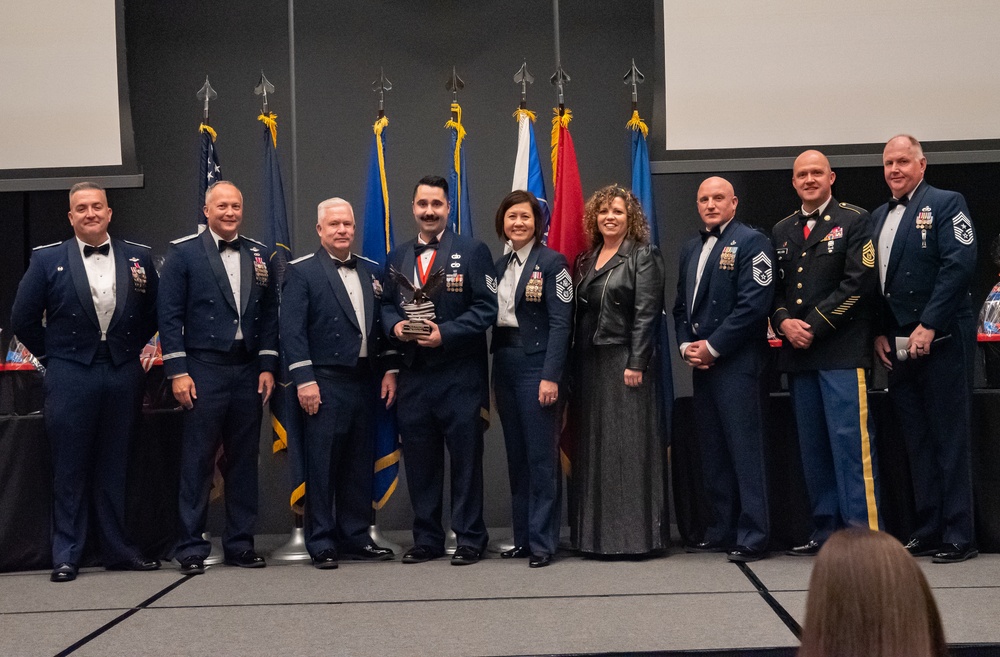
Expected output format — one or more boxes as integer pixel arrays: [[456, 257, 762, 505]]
[[500, 546, 530, 559], [107, 556, 161, 571], [785, 540, 822, 557], [684, 541, 727, 553], [312, 549, 339, 570], [341, 543, 394, 561], [179, 556, 205, 575], [727, 546, 767, 562], [401, 545, 445, 564], [528, 553, 552, 568], [50, 562, 78, 583], [904, 538, 940, 557], [450, 545, 482, 566], [224, 550, 266, 568], [932, 543, 978, 564]]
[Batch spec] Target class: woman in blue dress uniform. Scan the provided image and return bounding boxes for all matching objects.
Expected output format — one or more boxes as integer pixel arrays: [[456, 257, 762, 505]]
[[491, 190, 573, 568], [571, 185, 668, 556]]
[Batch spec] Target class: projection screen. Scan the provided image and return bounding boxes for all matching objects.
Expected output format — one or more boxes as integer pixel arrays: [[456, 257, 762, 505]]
[[0, 0, 141, 190], [656, 0, 1000, 171]]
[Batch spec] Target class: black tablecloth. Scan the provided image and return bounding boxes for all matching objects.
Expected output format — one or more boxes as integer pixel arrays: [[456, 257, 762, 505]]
[[0, 409, 183, 572], [672, 390, 1000, 552]]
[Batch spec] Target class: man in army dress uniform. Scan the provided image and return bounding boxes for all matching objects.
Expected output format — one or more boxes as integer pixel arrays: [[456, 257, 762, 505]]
[[771, 150, 881, 556]]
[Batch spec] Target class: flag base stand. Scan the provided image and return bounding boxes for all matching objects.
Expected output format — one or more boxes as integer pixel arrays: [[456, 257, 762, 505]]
[[367, 524, 402, 556], [445, 529, 458, 555], [270, 517, 311, 562], [203, 532, 224, 565]]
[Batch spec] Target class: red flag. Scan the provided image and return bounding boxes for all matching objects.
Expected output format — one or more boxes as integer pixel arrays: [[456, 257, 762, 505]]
[[547, 108, 587, 477], [547, 109, 587, 274]]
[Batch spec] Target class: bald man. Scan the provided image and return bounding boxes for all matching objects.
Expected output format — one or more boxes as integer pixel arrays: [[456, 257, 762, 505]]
[[158, 181, 279, 574], [673, 176, 774, 562], [771, 151, 881, 557], [872, 135, 977, 563]]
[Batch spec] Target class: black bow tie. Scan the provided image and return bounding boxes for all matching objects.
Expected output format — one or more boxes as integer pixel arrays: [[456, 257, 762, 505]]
[[801, 209, 820, 221], [414, 239, 439, 255], [699, 227, 721, 243], [888, 196, 909, 210], [83, 243, 110, 258], [219, 239, 240, 253], [333, 256, 357, 269]]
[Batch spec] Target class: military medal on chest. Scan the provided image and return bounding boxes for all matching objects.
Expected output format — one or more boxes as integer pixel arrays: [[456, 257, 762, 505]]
[[916, 206, 933, 249], [446, 272, 464, 292], [525, 269, 543, 302], [129, 258, 147, 293], [824, 226, 843, 254], [719, 245, 737, 271], [252, 248, 269, 286]]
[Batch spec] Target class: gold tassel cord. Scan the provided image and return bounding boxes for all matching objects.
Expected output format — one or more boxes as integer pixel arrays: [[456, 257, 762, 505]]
[[444, 102, 467, 180], [198, 123, 218, 142], [626, 109, 649, 138], [373, 116, 391, 251], [550, 108, 573, 184], [444, 102, 466, 232], [512, 108, 537, 123], [258, 112, 279, 148]]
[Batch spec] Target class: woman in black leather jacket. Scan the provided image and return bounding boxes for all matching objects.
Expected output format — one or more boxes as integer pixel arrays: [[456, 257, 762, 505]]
[[570, 185, 668, 557]]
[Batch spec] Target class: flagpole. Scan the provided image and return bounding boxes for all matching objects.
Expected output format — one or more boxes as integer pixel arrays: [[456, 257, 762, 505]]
[[287, 0, 300, 255]]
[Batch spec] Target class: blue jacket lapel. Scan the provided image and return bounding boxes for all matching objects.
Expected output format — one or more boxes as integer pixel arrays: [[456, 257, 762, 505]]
[[108, 238, 130, 331], [201, 230, 239, 314], [66, 240, 101, 329], [319, 249, 362, 332]]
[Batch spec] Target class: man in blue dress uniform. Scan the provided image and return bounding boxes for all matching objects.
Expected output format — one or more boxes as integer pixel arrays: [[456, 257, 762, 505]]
[[381, 175, 498, 566], [158, 181, 279, 574], [280, 197, 398, 569], [772, 150, 881, 556], [873, 135, 978, 563], [673, 176, 774, 562], [11, 182, 160, 582]]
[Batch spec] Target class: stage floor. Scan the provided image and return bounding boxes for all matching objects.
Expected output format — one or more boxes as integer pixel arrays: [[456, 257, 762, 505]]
[[3, 531, 999, 657]]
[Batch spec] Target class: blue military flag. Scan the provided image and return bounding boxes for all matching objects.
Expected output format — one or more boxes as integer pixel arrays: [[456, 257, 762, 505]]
[[445, 102, 473, 236], [628, 109, 673, 438], [197, 123, 221, 231], [259, 111, 305, 513], [628, 112, 659, 245], [511, 108, 551, 234], [361, 115, 401, 510]]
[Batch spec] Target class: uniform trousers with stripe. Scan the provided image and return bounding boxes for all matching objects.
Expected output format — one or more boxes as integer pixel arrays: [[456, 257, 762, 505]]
[[788, 368, 881, 543]]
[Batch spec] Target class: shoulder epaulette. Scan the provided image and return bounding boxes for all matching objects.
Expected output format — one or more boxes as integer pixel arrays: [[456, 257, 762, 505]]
[[838, 202, 864, 215], [289, 253, 314, 265], [170, 234, 199, 244], [243, 236, 267, 248], [123, 239, 151, 249], [32, 241, 62, 251], [356, 254, 378, 265], [775, 211, 799, 226]]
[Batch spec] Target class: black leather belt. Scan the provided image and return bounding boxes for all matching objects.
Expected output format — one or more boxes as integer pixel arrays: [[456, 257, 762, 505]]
[[188, 341, 254, 366], [493, 327, 523, 349], [314, 358, 369, 378]]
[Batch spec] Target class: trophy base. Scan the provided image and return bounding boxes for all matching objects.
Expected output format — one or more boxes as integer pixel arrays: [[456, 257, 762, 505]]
[[402, 320, 432, 336]]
